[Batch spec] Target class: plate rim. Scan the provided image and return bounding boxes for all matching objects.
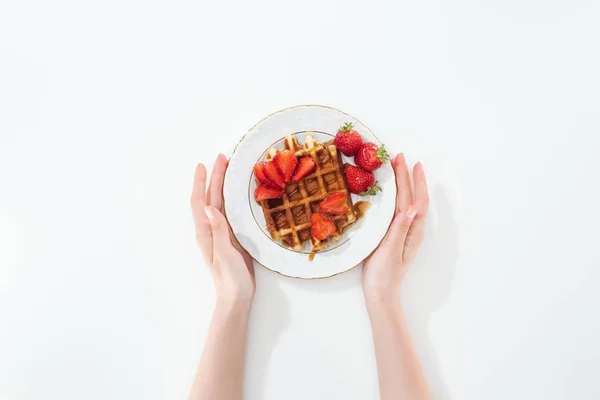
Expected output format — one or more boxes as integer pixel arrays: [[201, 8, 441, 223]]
[[224, 104, 394, 280]]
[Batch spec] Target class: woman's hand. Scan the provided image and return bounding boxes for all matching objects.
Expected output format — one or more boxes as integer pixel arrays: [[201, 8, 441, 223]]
[[188, 154, 255, 400], [191, 154, 255, 306], [362, 153, 429, 306]]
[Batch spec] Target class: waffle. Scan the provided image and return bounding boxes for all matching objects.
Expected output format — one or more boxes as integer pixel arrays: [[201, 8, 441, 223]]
[[256, 135, 356, 253]]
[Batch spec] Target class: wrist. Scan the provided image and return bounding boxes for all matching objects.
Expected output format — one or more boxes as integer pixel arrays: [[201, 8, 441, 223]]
[[215, 292, 254, 315], [365, 293, 402, 315], [214, 278, 255, 308]]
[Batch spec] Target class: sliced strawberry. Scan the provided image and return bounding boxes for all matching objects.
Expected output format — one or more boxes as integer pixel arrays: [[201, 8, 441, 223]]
[[263, 161, 286, 189], [273, 150, 298, 183], [253, 162, 274, 185], [319, 192, 349, 215], [311, 213, 337, 241], [291, 157, 316, 182], [254, 184, 284, 201]]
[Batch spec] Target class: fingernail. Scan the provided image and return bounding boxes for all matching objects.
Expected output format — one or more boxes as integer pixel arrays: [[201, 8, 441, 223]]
[[406, 206, 417, 219], [204, 206, 215, 220], [414, 162, 425, 180]]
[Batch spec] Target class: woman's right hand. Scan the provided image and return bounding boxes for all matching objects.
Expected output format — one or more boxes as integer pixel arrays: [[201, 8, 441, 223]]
[[362, 153, 429, 306]]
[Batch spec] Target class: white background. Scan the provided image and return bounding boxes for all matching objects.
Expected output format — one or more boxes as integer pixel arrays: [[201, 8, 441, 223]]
[[1, 0, 599, 399]]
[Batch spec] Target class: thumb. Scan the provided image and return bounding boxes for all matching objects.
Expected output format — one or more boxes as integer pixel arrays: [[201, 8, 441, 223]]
[[204, 206, 232, 254]]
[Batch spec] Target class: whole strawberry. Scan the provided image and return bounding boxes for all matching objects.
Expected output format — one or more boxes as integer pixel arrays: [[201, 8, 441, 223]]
[[334, 122, 363, 156], [355, 143, 390, 171], [345, 165, 381, 196]]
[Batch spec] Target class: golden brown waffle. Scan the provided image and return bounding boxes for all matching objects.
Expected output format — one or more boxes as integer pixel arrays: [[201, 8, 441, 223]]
[[257, 135, 356, 252]]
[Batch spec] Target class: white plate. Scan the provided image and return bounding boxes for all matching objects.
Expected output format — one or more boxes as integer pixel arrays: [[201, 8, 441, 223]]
[[224, 105, 396, 279]]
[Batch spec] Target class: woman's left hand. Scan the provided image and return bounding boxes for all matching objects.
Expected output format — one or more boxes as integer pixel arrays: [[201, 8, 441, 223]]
[[191, 154, 255, 306]]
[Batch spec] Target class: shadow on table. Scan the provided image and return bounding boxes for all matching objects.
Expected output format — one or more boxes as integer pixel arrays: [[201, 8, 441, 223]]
[[402, 185, 458, 400], [284, 184, 458, 399], [243, 265, 291, 399]]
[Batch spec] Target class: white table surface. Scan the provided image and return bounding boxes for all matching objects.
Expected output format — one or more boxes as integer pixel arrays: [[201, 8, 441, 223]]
[[1, 1, 599, 399]]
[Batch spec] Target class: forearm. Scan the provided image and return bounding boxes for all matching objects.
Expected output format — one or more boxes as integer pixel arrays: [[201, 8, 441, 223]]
[[189, 299, 252, 400], [367, 300, 434, 400]]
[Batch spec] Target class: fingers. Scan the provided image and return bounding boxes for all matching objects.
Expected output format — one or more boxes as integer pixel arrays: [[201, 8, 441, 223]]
[[381, 204, 418, 256], [403, 163, 429, 263], [191, 164, 213, 263], [191, 163, 207, 206], [207, 154, 228, 211], [394, 153, 413, 215], [403, 219, 426, 264], [413, 162, 429, 217], [204, 206, 232, 256]]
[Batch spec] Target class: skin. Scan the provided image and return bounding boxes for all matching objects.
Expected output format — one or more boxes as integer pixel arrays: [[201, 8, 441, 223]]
[[363, 153, 434, 400], [188, 154, 255, 400], [189, 152, 432, 400]]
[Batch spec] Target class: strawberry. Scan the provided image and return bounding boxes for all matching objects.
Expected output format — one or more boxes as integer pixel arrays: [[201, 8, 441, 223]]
[[311, 213, 336, 241], [253, 162, 273, 186], [319, 192, 349, 215], [273, 150, 298, 183], [345, 164, 381, 196], [263, 161, 286, 189], [291, 157, 316, 182], [354, 143, 390, 171], [254, 184, 284, 201], [334, 122, 363, 156]]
